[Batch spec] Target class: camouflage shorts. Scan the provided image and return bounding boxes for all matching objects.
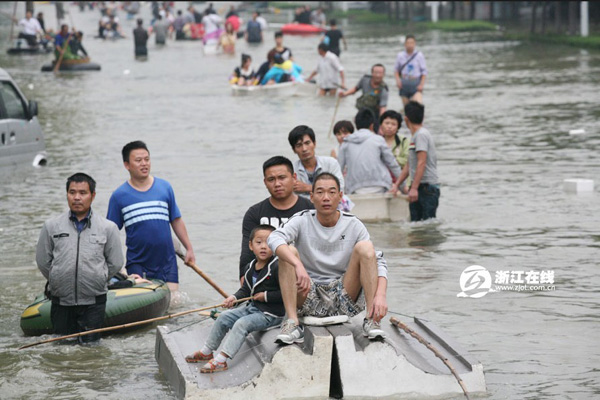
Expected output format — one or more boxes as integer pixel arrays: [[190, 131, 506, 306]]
[[298, 276, 365, 318]]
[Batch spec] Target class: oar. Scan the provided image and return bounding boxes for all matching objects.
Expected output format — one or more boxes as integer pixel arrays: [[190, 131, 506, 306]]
[[390, 317, 471, 400], [7, 2, 18, 42], [328, 93, 342, 138], [18, 297, 252, 350], [172, 238, 229, 299], [53, 33, 72, 74]]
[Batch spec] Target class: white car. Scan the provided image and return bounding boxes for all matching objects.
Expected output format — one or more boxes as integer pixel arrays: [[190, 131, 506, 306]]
[[0, 68, 47, 167]]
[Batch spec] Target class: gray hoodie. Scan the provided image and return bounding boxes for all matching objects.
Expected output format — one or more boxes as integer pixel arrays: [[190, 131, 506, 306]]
[[36, 210, 124, 306], [338, 128, 402, 194]]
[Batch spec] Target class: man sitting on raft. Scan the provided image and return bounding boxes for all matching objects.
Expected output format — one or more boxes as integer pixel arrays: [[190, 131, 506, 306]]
[[269, 172, 388, 344]]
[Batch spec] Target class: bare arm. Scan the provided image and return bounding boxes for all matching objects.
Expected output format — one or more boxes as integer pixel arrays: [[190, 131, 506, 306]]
[[370, 276, 388, 322], [171, 217, 196, 265], [390, 163, 410, 195], [394, 70, 402, 89], [275, 244, 310, 295], [339, 86, 357, 97], [408, 151, 427, 203]]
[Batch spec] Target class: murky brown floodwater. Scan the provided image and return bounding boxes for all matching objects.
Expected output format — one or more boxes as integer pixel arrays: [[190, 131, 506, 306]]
[[1, 2, 599, 399]]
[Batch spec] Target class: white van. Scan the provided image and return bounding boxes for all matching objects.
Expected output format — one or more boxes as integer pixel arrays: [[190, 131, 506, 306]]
[[0, 68, 47, 167]]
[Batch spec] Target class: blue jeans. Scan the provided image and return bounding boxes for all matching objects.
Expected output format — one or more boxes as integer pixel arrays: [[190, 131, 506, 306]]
[[205, 304, 282, 359], [409, 183, 440, 221]]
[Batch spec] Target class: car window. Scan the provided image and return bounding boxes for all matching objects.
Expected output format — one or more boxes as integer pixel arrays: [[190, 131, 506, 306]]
[[0, 82, 27, 120]]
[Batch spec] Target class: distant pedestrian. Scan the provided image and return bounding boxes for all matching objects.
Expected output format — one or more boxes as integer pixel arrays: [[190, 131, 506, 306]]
[[245, 12, 263, 44], [133, 18, 149, 58], [394, 35, 427, 105], [390, 102, 439, 221], [321, 19, 347, 57], [152, 14, 169, 45], [306, 43, 345, 96], [36, 173, 123, 344]]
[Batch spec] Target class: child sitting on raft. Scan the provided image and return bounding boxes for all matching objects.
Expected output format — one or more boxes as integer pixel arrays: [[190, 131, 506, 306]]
[[185, 225, 284, 373], [230, 54, 255, 86]]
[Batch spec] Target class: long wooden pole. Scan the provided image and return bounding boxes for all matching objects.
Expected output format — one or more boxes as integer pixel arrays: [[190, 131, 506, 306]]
[[19, 297, 252, 350], [172, 239, 229, 298], [328, 94, 341, 138], [8, 2, 18, 42], [390, 317, 471, 400]]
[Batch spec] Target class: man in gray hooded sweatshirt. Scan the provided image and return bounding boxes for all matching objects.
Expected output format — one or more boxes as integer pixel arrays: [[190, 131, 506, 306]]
[[338, 109, 402, 194]]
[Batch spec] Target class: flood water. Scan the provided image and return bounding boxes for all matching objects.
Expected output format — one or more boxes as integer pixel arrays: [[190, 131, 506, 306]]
[[1, 3, 599, 399]]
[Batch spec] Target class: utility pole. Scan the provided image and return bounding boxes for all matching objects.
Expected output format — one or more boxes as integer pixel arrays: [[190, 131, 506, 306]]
[[580, 1, 589, 37]]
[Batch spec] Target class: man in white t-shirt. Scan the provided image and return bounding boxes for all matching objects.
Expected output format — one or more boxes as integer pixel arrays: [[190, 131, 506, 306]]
[[306, 43, 345, 96], [18, 11, 44, 47]]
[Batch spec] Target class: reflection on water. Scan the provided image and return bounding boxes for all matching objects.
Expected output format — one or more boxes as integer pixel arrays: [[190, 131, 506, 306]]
[[1, 2, 600, 399]]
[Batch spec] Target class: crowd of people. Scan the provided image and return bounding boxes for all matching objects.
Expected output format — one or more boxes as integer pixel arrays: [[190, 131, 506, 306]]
[[32, 2, 440, 379]]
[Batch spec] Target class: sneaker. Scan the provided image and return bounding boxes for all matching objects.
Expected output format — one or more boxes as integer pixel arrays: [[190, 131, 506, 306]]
[[275, 319, 305, 344], [185, 351, 213, 363], [362, 318, 386, 339], [200, 359, 228, 373]]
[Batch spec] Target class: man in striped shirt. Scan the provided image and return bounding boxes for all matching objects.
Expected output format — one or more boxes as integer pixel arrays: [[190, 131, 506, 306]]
[[107, 141, 195, 292]]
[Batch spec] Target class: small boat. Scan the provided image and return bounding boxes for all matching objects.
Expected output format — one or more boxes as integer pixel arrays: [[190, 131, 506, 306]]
[[155, 313, 486, 399], [231, 81, 299, 96], [20, 279, 170, 336], [281, 23, 326, 35], [294, 81, 318, 96], [7, 39, 52, 55], [41, 58, 101, 72], [348, 193, 410, 222]]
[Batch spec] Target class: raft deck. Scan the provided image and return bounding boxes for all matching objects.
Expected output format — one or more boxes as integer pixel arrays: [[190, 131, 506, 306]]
[[155, 313, 486, 399]]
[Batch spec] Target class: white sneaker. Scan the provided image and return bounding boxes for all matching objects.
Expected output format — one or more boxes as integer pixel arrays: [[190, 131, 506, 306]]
[[362, 318, 386, 339], [275, 319, 305, 344]]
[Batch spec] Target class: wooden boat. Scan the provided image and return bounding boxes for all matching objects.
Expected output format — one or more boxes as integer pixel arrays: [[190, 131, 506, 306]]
[[231, 81, 299, 96], [348, 193, 410, 222], [281, 23, 326, 35], [41, 58, 101, 72], [155, 313, 486, 399], [20, 279, 170, 336]]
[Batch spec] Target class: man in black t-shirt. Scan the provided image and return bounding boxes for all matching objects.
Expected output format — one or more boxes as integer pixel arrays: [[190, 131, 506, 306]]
[[239, 156, 313, 279], [267, 31, 293, 62], [322, 19, 347, 57]]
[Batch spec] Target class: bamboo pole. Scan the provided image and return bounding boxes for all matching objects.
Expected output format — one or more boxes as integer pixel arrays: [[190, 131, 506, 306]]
[[172, 239, 229, 298], [390, 317, 471, 400], [19, 297, 251, 350]]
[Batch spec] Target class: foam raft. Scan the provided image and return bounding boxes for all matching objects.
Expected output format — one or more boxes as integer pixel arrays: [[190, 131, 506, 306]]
[[348, 193, 410, 223], [231, 81, 299, 96], [20, 279, 170, 336], [41, 59, 101, 72], [155, 313, 486, 399]]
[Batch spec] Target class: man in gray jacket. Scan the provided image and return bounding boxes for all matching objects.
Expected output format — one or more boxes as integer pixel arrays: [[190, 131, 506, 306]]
[[36, 173, 123, 343], [338, 109, 402, 194]]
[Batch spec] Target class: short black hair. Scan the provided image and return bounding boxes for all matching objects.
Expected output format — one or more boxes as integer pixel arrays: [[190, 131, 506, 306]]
[[404, 101, 425, 124], [262, 156, 294, 175], [318, 43, 328, 52], [406, 34, 416, 41], [333, 120, 354, 135], [137, 18, 143, 26], [249, 224, 275, 241], [312, 172, 340, 192], [288, 125, 316, 149], [355, 108, 375, 130], [371, 63, 385, 72], [177, 10, 182, 15], [379, 110, 403, 129], [329, 18, 336, 26], [122, 141, 149, 162], [66, 172, 96, 193], [274, 31, 283, 38]]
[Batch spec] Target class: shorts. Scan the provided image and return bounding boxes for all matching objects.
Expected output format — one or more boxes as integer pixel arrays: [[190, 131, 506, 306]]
[[126, 262, 178, 283], [298, 276, 365, 318], [400, 78, 419, 98]]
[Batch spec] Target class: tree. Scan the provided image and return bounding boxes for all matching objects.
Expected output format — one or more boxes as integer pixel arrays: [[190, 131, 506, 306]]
[[531, 2, 538, 34], [541, 2, 548, 34]]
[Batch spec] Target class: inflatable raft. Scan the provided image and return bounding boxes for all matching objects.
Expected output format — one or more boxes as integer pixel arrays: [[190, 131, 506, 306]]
[[6, 39, 52, 55], [20, 279, 170, 336], [281, 23, 326, 35], [41, 59, 101, 72]]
